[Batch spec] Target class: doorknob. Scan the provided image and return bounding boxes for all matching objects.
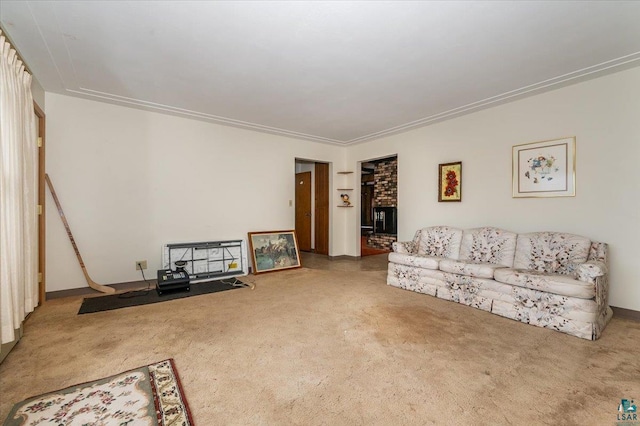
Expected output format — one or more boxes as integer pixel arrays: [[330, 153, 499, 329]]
[[305, 212, 312, 217]]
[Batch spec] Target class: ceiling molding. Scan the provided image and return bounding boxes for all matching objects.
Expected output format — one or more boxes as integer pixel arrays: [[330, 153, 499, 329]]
[[66, 87, 347, 145], [4, 1, 640, 146], [66, 51, 640, 147], [345, 52, 640, 146]]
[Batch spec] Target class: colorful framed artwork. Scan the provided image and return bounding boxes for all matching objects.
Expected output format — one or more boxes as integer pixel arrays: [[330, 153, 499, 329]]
[[512, 137, 576, 198], [247, 230, 301, 274], [438, 161, 462, 202]]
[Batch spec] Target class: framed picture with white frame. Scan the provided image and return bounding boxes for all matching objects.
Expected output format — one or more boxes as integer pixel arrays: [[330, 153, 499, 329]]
[[512, 137, 576, 198]]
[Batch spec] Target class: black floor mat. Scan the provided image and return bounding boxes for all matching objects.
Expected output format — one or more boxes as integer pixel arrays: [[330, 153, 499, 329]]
[[78, 279, 244, 314]]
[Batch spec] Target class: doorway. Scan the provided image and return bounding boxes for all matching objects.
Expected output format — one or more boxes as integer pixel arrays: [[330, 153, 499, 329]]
[[360, 156, 398, 256], [294, 160, 329, 255]]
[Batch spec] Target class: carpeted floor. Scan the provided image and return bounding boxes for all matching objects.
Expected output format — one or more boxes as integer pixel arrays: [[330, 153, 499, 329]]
[[1, 258, 639, 425]]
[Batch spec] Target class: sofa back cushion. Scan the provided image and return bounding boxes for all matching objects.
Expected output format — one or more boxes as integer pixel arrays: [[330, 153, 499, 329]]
[[417, 226, 463, 259], [513, 232, 591, 275], [459, 227, 517, 267]]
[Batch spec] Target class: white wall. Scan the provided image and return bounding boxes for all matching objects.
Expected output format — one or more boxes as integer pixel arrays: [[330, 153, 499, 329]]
[[45, 94, 345, 291], [347, 66, 640, 311]]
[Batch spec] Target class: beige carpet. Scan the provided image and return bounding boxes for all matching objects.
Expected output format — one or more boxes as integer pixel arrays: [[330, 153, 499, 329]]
[[1, 266, 639, 425]]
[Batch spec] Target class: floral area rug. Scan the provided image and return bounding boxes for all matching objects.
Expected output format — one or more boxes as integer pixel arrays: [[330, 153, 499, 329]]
[[3, 359, 193, 426]]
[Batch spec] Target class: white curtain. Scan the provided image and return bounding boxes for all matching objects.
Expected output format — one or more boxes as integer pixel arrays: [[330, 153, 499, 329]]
[[0, 31, 39, 344]]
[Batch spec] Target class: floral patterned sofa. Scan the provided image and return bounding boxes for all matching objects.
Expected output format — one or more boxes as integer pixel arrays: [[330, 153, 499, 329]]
[[387, 226, 613, 340]]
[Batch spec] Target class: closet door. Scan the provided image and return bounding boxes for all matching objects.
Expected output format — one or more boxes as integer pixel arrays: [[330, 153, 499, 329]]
[[314, 163, 329, 255]]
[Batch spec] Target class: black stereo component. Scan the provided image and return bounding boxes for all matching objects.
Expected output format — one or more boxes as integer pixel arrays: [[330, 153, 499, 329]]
[[156, 269, 190, 295]]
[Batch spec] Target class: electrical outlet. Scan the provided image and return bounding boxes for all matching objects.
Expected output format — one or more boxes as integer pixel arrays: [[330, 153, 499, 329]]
[[136, 260, 147, 271]]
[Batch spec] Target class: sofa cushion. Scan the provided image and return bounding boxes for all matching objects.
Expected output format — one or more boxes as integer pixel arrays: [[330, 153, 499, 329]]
[[439, 259, 507, 279], [513, 232, 591, 275], [494, 268, 595, 299], [417, 226, 463, 259], [388, 252, 440, 270], [459, 227, 517, 267]]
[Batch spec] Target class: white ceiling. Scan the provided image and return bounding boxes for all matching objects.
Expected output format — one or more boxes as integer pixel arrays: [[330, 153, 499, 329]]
[[2, 1, 640, 145]]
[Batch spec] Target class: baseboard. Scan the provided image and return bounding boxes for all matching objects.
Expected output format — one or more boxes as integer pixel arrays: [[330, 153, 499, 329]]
[[328, 255, 361, 261], [611, 306, 640, 322], [46, 280, 151, 300]]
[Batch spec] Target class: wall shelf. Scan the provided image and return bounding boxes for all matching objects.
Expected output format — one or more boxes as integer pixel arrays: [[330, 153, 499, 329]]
[[337, 171, 354, 208]]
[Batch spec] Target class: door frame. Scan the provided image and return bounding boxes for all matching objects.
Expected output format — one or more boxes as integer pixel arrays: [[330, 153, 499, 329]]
[[35, 101, 45, 305], [294, 159, 331, 255], [357, 154, 398, 257]]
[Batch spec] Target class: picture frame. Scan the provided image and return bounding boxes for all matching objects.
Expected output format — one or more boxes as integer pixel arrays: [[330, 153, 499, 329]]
[[512, 137, 576, 198], [438, 161, 462, 202], [247, 230, 302, 274]]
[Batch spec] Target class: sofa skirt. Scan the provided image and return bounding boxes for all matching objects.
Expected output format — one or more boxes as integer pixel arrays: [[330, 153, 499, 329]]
[[387, 264, 437, 296]]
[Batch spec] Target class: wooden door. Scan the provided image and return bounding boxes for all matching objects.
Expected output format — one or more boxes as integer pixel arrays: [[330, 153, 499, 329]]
[[361, 184, 374, 227], [295, 172, 312, 251], [314, 163, 329, 255]]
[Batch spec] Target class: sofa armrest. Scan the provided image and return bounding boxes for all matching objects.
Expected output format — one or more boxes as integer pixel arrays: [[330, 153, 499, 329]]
[[576, 260, 609, 308], [575, 260, 608, 284], [393, 241, 417, 254]]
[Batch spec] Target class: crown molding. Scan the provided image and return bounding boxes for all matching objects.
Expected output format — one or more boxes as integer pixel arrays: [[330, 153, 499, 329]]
[[63, 52, 640, 147], [344, 52, 640, 146], [64, 88, 347, 145]]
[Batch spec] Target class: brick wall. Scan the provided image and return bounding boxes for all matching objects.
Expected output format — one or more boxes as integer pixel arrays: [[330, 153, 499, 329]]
[[368, 157, 398, 250], [367, 234, 397, 251], [373, 157, 398, 207]]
